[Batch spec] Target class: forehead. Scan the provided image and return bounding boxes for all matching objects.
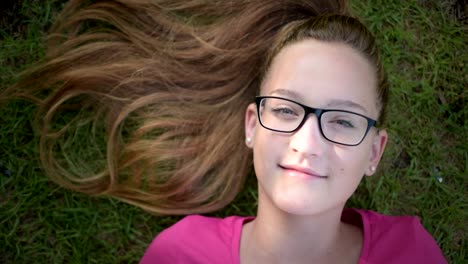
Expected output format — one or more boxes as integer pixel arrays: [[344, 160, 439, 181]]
[[261, 39, 379, 117]]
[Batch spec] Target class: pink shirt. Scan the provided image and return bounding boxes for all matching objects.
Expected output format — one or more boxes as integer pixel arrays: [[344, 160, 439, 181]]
[[141, 209, 447, 263]]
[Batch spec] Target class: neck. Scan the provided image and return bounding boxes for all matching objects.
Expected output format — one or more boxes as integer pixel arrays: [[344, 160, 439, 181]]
[[241, 190, 356, 263]]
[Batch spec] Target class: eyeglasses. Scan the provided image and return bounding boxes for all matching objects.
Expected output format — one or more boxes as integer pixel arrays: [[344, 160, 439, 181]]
[[255, 96, 377, 146]]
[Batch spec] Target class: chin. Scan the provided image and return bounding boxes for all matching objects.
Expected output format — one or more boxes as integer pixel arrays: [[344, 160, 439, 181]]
[[273, 193, 326, 216]]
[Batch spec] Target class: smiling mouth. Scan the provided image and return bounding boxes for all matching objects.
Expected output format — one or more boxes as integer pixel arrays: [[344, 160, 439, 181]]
[[279, 165, 328, 179]]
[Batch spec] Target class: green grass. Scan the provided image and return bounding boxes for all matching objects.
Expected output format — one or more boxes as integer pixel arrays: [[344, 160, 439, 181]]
[[1, 0, 466, 263]]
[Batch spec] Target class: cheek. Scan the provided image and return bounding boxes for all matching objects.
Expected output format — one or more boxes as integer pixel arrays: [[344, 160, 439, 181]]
[[332, 144, 372, 175], [252, 131, 288, 179], [331, 146, 371, 201], [253, 131, 276, 172]]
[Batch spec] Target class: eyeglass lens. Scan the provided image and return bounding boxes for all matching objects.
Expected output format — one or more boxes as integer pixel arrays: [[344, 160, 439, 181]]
[[258, 97, 370, 145]]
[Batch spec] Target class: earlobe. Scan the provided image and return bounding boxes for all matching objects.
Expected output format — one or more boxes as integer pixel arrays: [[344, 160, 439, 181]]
[[365, 129, 388, 176], [244, 103, 257, 148]]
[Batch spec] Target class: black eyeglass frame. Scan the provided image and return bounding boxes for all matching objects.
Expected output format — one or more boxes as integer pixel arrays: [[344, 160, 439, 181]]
[[255, 96, 378, 146]]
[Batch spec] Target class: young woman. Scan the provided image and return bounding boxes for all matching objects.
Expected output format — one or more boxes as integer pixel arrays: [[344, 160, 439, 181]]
[[140, 12, 446, 264], [3, 0, 446, 263]]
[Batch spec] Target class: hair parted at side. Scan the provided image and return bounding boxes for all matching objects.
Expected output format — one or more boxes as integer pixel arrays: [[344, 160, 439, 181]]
[[2, 0, 349, 215]]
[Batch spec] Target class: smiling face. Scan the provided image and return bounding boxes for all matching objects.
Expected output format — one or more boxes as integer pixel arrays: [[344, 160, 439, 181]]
[[245, 39, 388, 215]]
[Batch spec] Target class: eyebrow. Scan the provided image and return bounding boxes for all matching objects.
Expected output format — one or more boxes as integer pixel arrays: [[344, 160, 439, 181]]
[[325, 99, 368, 113], [268, 88, 368, 113], [268, 89, 301, 100]]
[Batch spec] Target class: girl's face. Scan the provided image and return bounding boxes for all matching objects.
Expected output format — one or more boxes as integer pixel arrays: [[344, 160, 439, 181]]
[[245, 39, 388, 215]]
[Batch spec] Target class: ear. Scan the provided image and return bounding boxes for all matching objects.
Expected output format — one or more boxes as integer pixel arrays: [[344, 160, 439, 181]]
[[244, 103, 257, 148], [365, 129, 388, 176]]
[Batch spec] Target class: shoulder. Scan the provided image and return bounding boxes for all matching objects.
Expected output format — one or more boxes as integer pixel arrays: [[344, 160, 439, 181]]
[[140, 215, 252, 264], [352, 209, 447, 264]]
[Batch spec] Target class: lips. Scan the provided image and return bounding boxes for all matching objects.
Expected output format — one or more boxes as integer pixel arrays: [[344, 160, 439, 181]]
[[279, 164, 328, 179]]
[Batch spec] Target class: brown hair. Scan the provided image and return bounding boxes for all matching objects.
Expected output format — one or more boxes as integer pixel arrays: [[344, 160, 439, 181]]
[[2, 0, 360, 215]]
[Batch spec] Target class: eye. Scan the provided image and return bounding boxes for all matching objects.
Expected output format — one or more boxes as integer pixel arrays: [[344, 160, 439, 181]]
[[271, 107, 298, 116], [326, 116, 358, 130], [334, 119, 355, 128]]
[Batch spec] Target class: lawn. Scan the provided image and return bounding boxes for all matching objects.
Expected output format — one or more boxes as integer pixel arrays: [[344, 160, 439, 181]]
[[1, 0, 466, 263]]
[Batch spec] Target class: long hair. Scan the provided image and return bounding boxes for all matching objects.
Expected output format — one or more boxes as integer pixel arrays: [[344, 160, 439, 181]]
[[2, 0, 350, 214]]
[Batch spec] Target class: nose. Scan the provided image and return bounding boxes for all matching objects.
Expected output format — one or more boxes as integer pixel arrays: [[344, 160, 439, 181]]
[[289, 114, 327, 156]]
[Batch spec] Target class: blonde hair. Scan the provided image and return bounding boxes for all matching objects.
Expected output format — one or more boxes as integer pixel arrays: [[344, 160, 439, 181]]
[[3, 0, 356, 214]]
